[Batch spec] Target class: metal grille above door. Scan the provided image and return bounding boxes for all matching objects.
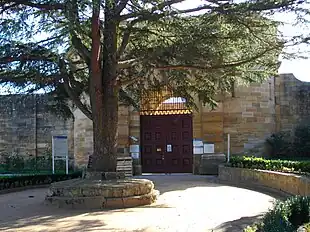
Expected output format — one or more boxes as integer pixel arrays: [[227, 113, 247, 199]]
[[140, 89, 191, 115]]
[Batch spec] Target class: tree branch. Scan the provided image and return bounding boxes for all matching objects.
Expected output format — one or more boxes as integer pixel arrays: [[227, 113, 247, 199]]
[[116, 27, 132, 59], [119, 0, 184, 21], [155, 46, 280, 71], [1, 0, 65, 11], [115, 0, 129, 16], [0, 54, 55, 64], [59, 60, 93, 120], [66, 0, 91, 66], [117, 58, 137, 69]]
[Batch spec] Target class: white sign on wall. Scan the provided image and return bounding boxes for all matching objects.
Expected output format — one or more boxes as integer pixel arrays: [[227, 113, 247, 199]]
[[204, 143, 215, 154], [193, 139, 203, 147], [129, 145, 140, 153], [131, 152, 139, 159], [52, 135, 69, 174], [193, 139, 204, 154], [193, 147, 204, 155]]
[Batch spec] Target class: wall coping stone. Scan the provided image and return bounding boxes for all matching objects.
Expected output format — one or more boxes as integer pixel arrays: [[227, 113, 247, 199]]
[[218, 164, 310, 196]]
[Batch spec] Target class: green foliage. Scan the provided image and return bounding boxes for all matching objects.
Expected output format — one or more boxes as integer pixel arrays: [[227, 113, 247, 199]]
[[266, 131, 292, 157], [266, 121, 310, 158], [294, 123, 310, 157], [3, 153, 25, 172], [245, 196, 310, 232], [230, 156, 310, 174], [0, 172, 82, 190], [0, 152, 73, 174], [0, 0, 308, 116], [302, 222, 310, 231]]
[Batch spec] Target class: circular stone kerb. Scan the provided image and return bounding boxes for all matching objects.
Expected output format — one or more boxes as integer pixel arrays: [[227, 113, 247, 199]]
[[45, 178, 159, 210]]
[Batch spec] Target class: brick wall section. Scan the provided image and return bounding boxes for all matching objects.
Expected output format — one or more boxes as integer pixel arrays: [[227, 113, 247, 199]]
[[275, 74, 310, 132], [0, 94, 74, 159]]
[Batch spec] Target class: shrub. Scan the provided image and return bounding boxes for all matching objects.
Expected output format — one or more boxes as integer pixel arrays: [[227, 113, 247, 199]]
[[246, 196, 310, 232], [266, 121, 310, 158], [3, 153, 25, 172], [0, 171, 82, 191], [0, 150, 74, 174], [294, 124, 310, 157], [266, 131, 292, 157], [230, 156, 310, 175], [286, 196, 310, 228]]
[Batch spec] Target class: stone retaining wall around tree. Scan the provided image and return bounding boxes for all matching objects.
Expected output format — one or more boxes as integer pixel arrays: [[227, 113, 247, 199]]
[[218, 165, 310, 196]]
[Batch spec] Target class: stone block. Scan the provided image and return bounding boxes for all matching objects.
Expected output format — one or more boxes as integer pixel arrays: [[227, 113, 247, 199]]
[[242, 112, 254, 118]]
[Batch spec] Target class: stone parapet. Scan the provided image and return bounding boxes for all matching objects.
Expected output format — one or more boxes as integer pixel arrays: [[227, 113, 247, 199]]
[[218, 165, 310, 196]]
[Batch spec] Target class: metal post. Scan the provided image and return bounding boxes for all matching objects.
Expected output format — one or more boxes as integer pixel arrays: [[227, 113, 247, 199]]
[[52, 136, 55, 174], [227, 134, 230, 163], [66, 154, 69, 175]]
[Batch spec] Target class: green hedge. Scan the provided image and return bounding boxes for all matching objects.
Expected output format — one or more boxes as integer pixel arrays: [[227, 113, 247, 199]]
[[245, 196, 310, 232], [0, 171, 82, 191], [229, 156, 310, 174]]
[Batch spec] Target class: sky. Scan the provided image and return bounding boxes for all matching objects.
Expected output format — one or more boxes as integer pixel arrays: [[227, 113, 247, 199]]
[[178, 0, 310, 82]]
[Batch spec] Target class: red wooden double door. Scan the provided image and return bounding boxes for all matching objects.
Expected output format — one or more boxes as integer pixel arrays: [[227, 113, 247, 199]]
[[140, 114, 193, 173]]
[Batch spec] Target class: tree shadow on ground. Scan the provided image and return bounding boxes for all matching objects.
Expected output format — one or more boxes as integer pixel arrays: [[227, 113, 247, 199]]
[[136, 174, 220, 193], [212, 214, 263, 232], [0, 175, 282, 232]]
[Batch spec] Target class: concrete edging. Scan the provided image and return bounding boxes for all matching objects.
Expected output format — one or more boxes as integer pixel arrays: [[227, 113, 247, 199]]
[[218, 165, 310, 197]]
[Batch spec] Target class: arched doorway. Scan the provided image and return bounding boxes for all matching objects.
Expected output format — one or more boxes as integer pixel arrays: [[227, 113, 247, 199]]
[[140, 92, 193, 173]]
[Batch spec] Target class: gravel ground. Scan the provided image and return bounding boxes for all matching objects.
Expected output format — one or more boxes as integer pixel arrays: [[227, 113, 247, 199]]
[[0, 175, 277, 232]]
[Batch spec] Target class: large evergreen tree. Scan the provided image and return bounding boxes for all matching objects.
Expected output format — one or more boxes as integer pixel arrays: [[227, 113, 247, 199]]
[[0, 0, 309, 172]]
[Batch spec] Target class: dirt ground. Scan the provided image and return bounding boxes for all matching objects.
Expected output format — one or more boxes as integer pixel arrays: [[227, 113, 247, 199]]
[[0, 175, 277, 232]]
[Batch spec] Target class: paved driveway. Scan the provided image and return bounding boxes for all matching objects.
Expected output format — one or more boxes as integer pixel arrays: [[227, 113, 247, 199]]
[[0, 175, 277, 232]]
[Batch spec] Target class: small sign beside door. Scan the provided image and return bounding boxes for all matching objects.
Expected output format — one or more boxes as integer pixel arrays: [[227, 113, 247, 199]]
[[204, 143, 215, 154], [167, 144, 172, 152]]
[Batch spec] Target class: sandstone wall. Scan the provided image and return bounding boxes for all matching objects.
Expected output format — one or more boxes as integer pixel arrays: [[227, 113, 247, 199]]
[[0, 95, 74, 160], [73, 105, 131, 167], [222, 78, 276, 154], [192, 102, 224, 153], [2, 73, 310, 170], [275, 73, 310, 132]]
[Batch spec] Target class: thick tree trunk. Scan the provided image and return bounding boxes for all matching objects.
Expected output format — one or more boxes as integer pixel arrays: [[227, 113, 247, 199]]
[[89, 0, 119, 172]]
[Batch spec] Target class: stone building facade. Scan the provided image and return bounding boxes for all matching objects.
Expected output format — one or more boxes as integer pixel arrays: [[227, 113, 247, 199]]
[[0, 73, 310, 173], [0, 95, 74, 161], [72, 73, 310, 170]]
